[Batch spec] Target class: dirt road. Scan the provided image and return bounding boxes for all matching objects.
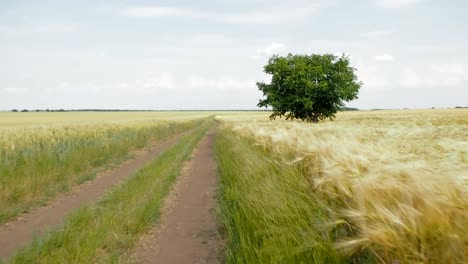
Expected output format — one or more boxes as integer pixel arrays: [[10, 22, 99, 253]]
[[135, 127, 223, 264], [0, 132, 187, 261]]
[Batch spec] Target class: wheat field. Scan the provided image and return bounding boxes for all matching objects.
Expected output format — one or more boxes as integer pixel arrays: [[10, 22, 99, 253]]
[[216, 109, 468, 263], [0, 112, 211, 224]]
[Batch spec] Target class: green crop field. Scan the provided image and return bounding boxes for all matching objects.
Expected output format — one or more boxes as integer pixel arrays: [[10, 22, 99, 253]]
[[0, 112, 212, 224], [0, 109, 466, 263], [10, 118, 215, 263]]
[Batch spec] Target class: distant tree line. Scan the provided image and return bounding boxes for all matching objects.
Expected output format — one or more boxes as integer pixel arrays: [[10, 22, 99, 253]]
[[10, 107, 465, 113], [9, 108, 361, 113], [9, 109, 275, 112], [11, 109, 65, 112]]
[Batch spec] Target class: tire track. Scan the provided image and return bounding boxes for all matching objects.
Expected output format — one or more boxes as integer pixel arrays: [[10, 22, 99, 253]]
[[134, 127, 223, 264]]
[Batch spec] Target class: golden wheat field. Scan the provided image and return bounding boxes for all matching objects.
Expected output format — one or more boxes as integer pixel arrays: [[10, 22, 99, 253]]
[[1, 110, 466, 263], [0, 111, 216, 127], [216, 109, 468, 263]]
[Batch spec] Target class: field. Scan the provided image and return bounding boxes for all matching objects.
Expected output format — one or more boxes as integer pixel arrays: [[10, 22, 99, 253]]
[[0, 112, 215, 225], [0, 112, 218, 127], [216, 109, 468, 263], [0, 109, 467, 263]]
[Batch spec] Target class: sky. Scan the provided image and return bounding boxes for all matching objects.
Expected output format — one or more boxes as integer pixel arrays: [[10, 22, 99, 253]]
[[1, 0, 467, 110]]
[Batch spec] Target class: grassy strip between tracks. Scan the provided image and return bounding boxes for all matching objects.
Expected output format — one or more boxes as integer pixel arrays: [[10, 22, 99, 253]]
[[215, 129, 344, 264], [8, 119, 214, 263]]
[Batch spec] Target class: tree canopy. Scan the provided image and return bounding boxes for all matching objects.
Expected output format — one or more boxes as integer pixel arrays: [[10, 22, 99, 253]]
[[257, 54, 362, 122]]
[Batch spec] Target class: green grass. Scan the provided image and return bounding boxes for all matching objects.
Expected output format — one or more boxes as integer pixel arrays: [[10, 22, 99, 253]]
[[8, 119, 214, 264], [0, 119, 205, 224], [215, 130, 344, 263]]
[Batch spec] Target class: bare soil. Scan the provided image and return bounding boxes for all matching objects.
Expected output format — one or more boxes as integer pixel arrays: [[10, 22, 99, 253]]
[[134, 127, 223, 264], [0, 132, 187, 261]]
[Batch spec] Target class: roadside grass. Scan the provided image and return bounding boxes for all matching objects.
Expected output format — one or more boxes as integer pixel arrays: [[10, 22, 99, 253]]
[[8, 119, 214, 263], [0, 119, 205, 224], [215, 130, 344, 263]]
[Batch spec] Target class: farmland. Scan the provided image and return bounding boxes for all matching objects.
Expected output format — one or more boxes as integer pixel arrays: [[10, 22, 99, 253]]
[[2, 0, 467, 263], [0, 112, 212, 224], [0, 109, 467, 263], [10, 118, 215, 263], [216, 109, 468, 263]]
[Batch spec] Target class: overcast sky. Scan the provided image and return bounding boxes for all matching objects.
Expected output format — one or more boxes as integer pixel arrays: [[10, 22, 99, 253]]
[[1, 0, 467, 110]]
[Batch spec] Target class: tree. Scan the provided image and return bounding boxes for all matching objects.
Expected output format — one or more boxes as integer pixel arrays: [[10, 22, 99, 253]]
[[257, 53, 362, 123]]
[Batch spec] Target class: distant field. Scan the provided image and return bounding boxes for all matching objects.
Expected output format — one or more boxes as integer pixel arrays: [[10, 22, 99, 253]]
[[0, 111, 217, 127], [216, 109, 468, 263]]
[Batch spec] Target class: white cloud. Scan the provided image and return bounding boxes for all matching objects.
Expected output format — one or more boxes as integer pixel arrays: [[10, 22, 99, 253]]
[[408, 43, 467, 54], [42, 73, 177, 96], [221, 2, 328, 24], [119, 6, 193, 18], [430, 63, 468, 86], [375, 54, 394, 62], [254, 42, 287, 58], [361, 29, 392, 37], [401, 68, 428, 88], [86, 83, 103, 94], [34, 24, 77, 33], [356, 63, 391, 90], [187, 34, 233, 46], [87, 51, 106, 58], [401, 63, 468, 88], [117, 1, 330, 24], [431, 63, 464, 75], [376, 0, 424, 9], [187, 76, 256, 91], [140, 72, 175, 90], [1, 87, 28, 94], [0, 23, 77, 34], [116, 83, 129, 90]]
